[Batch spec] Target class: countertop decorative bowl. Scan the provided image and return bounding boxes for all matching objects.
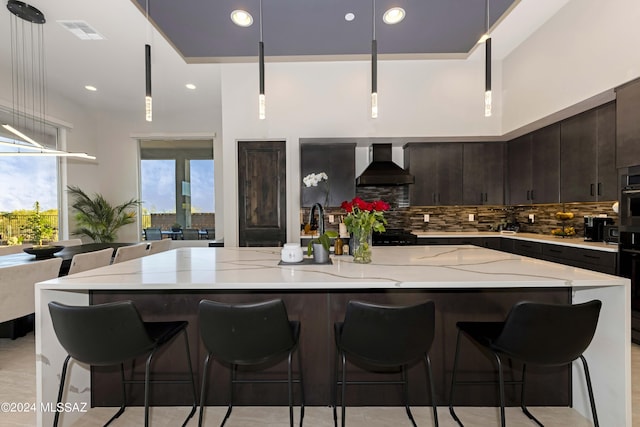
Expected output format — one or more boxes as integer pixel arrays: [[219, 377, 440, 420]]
[[23, 245, 64, 259]]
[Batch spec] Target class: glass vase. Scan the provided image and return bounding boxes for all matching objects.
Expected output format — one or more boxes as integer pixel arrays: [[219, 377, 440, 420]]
[[351, 227, 372, 264]]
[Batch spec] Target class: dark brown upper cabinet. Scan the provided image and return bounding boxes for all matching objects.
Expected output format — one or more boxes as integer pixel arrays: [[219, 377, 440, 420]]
[[560, 102, 617, 202], [462, 142, 505, 205], [300, 143, 355, 207], [507, 124, 560, 205], [404, 143, 463, 206], [616, 78, 640, 168]]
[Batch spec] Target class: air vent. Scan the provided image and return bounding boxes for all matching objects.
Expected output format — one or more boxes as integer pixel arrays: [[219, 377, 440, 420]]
[[57, 20, 105, 40]]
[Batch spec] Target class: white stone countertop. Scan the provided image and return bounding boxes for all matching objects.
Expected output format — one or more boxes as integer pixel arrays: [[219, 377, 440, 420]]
[[413, 231, 618, 252], [37, 246, 626, 291]]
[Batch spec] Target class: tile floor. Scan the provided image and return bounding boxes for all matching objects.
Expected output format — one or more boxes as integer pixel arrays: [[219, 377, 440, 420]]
[[0, 333, 636, 426]]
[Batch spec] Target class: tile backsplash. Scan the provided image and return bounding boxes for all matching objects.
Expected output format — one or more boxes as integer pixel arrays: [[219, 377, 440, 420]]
[[301, 184, 618, 238]]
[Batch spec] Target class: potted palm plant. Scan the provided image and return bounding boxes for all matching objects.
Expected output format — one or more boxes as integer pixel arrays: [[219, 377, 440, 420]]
[[67, 186, 140, 243]]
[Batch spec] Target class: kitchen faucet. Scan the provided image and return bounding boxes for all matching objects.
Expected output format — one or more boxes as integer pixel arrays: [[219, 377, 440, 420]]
[[309, 203, 324, 236]]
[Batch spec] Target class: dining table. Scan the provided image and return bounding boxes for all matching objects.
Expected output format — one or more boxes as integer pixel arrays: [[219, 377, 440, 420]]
[[0, 242, 137, 276]]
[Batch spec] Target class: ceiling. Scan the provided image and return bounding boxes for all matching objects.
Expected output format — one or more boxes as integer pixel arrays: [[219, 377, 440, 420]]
[[0, 0, 569, 120], [133, 0, 515, 62]]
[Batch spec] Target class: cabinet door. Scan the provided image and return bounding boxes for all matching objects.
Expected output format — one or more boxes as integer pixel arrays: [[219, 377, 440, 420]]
[[531, 124, 560, 203], [300, 144, 355, 207], [507, 135, 532, 205], [463, 143, 485, 205], [463, 142, 504, 205], [436, 144, 463, 205], [616, 78, 640, 168], [560, 110, 597, 202], [405, 145, 438, 205], [596, 102, 617, 201], [483, 143, 505, 205]]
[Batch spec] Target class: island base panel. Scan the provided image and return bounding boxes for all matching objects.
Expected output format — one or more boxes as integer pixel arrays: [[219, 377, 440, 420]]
[[90, 289, 570, 407]]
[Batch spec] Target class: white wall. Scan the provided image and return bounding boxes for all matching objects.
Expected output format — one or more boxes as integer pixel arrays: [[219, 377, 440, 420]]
[[502, 0, 640, 132], [220, 58, 501, 246]]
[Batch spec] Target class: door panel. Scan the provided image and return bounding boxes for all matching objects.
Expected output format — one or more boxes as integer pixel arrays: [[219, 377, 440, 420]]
[[238, 141, 286, 247]]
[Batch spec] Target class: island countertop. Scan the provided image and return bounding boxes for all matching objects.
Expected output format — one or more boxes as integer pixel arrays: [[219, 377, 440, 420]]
[[34, 246, 631, 426], [37, 246, 626, 290]]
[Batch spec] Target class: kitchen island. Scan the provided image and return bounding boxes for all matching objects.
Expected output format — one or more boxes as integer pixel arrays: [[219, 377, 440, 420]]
[[35, 246, 630, 426]]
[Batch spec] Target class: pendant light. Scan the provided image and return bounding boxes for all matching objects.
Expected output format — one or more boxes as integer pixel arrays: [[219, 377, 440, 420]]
[[2, 0, 95, 159], [145, 0, 153, 122], [484, 0, 492, 117], [258, 0, 266, 120], [371, 0, 378, 119]]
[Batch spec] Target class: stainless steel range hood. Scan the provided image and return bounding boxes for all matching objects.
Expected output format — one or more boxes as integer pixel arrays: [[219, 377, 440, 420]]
[[356, 144, 414, 186]]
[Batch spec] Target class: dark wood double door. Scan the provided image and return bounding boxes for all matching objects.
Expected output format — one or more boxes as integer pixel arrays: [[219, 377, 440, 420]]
[[238, 140, 287, 247]]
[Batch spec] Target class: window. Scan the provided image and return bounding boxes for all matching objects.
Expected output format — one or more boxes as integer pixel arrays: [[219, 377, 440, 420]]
[[0, 109, 59, 244], [139, 140, 214, 233]]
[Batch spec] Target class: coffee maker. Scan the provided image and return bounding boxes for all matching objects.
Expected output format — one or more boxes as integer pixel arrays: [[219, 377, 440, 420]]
[[584, 216, 614, 241]]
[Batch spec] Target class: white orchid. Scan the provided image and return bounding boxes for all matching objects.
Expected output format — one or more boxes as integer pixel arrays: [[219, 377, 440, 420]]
[[302, 172, 328, 187]]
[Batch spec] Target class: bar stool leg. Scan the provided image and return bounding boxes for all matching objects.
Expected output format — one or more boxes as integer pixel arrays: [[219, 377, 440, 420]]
[[53, 355, 71, 427], [297, 346, 305, 426], [181, 330, 198, 426], [580, 355, 599, 427], [424, 354, 439, 427], [494, 354, 506, 427], [198, 354, 212, 427], [448, 330, 464, 427]]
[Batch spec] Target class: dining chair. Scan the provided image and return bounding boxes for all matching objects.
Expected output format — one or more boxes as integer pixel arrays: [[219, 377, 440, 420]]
[[0, 257, 62, 338], [144, 227, 162, 241], [148, 238, 172, 255], [333, 300, 438, 427], [49, 300, 197, 427], [67, 248, 113, 275], [52, 238, 83, 247], [0, 243, 30, 256], [182, 228, 200, 240], [448, 300, 602, 427], [204, 228, 216, 240], [113, 243, 149, 264], [198, 299, 305, 427]]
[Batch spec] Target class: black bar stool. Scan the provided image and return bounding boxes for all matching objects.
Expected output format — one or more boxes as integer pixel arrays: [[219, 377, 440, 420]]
[[198, 299, 305, 427], [333, 300, 438, 427], [48, 300, 197, 427], [449, 299, 601, 427]]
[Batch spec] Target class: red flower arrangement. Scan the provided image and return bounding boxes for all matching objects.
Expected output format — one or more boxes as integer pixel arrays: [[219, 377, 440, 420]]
[[341, 197, 389, 263]]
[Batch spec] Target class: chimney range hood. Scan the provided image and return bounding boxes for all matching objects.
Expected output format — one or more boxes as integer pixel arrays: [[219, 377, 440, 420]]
[[356, 144, 414, 186]]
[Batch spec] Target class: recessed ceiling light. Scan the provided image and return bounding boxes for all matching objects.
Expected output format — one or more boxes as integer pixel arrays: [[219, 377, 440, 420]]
[[230, 10, 253, 27], [383, 7, 406, 24], [84, 85, 97, 91], [345, 12, 355, 22], [185, 83, 196, 90]]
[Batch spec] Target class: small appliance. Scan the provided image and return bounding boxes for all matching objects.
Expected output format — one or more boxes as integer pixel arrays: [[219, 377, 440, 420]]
[[603, 225, 619, 244], [583, 216, 614, 242]]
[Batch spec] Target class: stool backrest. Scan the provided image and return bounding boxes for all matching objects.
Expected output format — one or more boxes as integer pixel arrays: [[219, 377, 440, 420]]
[[199, 299, 295, 365], [493, 299, 602, 365], [338, 300, 435, 366], [48, 300, 155, 365]]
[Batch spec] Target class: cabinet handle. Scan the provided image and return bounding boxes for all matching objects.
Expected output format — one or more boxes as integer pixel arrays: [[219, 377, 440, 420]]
[[526, 190, 530, 200], [531, 190, 535, 200], [437, 193, 441, 203], [432, 193, 436, 203], [484, 193, 488, 202], [597, 182, 602, 196], [590, 183, 594, 196], [583, 254, 601, 260], [548, 248, 562, 254], [480, 192, 484, 204]]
